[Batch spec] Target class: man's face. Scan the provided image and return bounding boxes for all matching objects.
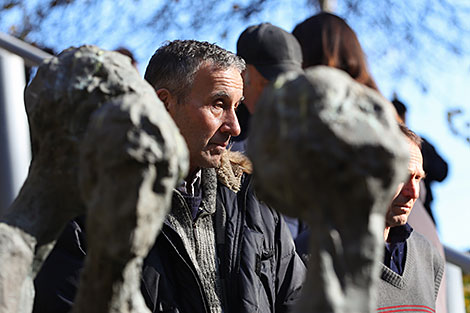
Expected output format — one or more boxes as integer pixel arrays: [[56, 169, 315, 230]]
[[385, 140, 425, 227], [167, 63, 243, 173], [242, 64, 268, 114]]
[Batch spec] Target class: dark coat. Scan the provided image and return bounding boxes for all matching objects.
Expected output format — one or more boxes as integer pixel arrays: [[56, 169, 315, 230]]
[[33, 174, 305, 313], [33, 215, 86, 312]]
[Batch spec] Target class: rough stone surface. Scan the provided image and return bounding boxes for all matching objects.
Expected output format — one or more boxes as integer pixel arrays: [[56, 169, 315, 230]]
[[247, 66, 409, 313], [0, 45, 188, 313], [73, 58, 188, 313]]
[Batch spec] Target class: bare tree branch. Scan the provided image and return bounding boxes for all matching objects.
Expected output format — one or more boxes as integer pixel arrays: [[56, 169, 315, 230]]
[[1, 0, 469, 143]]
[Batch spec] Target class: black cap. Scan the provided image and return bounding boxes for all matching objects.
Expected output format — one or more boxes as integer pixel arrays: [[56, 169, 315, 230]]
[[237, 23, 303, 81]]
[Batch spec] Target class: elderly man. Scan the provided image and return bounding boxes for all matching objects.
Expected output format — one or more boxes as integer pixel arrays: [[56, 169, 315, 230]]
[[33, 40, 305, 313], [376, 124, 444, 313]]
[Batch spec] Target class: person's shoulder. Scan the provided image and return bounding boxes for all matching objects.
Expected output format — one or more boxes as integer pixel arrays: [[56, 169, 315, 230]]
[[409, 230, 445, 298], [409, 230, 444, 266], [409, 230, 436, 253], [410, 230, 434, 248]]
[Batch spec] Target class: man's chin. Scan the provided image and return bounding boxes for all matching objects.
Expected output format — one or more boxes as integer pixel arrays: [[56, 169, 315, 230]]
[[209, 145, 226, 155], [198, 154, 223, 169], [388, 216, 408, 228]]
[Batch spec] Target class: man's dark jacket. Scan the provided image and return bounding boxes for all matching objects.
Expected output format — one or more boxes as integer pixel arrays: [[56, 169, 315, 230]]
[[33, 171, 305, 313]]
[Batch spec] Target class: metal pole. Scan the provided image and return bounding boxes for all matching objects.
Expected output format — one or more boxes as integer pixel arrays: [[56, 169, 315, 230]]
[[0, 32, 52, 66], [0, 48, 31, 212], [444, 246, 470, 274]]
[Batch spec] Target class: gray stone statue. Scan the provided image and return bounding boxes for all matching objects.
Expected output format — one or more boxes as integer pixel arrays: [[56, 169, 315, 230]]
[[247, 66, 409, 313], [0, 45, 188, 313]]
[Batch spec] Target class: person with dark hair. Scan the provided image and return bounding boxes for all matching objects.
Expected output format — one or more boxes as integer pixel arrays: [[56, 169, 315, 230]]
[[34, 40, 305, 313], [392, 97, 449, 313], [376, 124, 444, 312], [292, 12, 379, 91]]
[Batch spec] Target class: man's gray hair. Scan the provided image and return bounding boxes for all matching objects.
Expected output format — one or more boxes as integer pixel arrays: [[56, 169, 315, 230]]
[[144, 40, 245, 103]]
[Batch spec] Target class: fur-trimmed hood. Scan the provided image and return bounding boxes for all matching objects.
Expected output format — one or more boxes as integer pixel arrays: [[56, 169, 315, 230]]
[[216, 150, 252, 192]]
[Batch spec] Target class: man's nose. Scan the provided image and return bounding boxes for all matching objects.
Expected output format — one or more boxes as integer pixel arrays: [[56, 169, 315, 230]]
[[221, 108, 241, 137]]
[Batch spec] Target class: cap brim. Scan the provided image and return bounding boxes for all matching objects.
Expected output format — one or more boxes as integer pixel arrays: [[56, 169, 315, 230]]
[[255, 63, 303, 81]]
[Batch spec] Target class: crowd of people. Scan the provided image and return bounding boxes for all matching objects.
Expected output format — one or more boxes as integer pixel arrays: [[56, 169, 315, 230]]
[[32, 12, 448, 313]]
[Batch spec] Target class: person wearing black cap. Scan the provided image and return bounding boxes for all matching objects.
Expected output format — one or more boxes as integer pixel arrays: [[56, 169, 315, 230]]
[[232, 23, 303, 154], [232, 23, 304, 154], [236, 23, 303, 115], [233, 23, 308, 242]]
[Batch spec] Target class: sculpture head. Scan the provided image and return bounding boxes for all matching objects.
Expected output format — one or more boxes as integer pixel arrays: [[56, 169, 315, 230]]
[[24, 46, 188, 217], [25, 46, 140, 174], [247, 66, 409, 222]]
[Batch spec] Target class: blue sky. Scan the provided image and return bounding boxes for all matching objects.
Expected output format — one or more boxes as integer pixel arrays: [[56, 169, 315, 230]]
[[1, 1, 469, 250]]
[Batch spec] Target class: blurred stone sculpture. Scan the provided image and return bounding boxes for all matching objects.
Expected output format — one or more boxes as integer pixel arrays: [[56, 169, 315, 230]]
[[248, 66, 409, 313], [0, 45, 188, 313]]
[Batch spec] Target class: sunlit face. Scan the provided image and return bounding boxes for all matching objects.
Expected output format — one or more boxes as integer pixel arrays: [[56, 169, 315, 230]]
[[166, 63, 243, 173], [386, 140, 425, 227]]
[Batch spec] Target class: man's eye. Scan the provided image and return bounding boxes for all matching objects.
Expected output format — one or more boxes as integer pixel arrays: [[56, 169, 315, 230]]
[[212, 102, 224, 112]]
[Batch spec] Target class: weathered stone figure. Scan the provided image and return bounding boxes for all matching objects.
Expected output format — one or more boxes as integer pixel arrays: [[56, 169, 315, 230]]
[[248, 66, 409, 313], [0, 46, 187, 313]]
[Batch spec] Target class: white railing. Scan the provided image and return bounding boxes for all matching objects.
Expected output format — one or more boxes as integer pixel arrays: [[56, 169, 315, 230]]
[[0, 32, 52, 211], [445, 245, 470, 274]]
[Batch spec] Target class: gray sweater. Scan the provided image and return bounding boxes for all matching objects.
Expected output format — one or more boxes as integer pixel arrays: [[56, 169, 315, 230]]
[[166, 168, 222, 313], [376, 231, 444, 313]]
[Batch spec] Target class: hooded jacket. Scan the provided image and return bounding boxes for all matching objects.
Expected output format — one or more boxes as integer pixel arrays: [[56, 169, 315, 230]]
[[33, 151, 306, 313]]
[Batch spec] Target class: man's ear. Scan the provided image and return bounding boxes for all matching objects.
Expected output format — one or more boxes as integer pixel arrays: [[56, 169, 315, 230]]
[[156, 88, 172, 110]]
